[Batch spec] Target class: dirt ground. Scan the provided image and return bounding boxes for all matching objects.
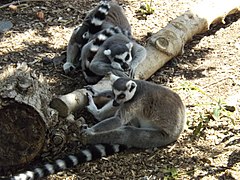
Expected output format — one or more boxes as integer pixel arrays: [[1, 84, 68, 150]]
[[0, 0, 240, 179]]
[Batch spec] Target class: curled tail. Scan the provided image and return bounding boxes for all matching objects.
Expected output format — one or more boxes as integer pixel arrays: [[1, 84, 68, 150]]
[[9, 144, 127, 180]]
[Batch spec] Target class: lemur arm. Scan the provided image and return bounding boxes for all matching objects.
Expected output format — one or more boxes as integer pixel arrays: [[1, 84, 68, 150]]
[[86, 88, 118, 121], [129, 43, 147, 78], [89, 56, 129, 77]]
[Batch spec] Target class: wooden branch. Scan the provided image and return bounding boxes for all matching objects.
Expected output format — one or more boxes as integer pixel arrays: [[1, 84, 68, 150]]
[[51, 77, 112, 117], [51, 0, 240, 117], [50, 89, 88, 117], [134, 0, 240, 80]]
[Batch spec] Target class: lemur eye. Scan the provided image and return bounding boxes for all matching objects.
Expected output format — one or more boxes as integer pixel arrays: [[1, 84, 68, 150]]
[[125, 54, 130, 61], [114, 58, 122, 63], [118, 93, 125, 99]]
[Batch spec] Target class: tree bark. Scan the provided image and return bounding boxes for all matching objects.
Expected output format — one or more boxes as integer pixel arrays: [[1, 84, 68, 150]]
[[52, 0, 240, 117], [0, 63, 58, 168]]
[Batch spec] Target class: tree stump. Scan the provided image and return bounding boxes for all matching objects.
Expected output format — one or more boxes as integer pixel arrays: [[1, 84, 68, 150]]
[[0, 63, 58, 168]]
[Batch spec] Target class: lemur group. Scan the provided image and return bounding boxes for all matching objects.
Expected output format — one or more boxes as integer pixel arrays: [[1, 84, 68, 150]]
[[9, 1, 186, 179]]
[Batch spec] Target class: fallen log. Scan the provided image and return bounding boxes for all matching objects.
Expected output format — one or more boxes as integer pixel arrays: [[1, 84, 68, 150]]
[[0, 63, 58, 168], [134, 0, 240, 80], [51, 0, 240, 117]]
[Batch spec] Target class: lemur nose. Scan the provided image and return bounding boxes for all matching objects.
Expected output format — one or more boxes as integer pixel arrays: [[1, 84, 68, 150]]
[[122, 63, 129, 70]]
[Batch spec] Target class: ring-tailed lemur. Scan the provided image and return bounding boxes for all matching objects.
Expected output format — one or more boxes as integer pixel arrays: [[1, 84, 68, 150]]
[[82, 75, 186, 148], [63, 0, 130, 74], [6, 76, 185, 179], [63, 0, 111, 73], [80, 26, 132, 84], [63, 0, 146, 85], [81, 28, 146, 84]]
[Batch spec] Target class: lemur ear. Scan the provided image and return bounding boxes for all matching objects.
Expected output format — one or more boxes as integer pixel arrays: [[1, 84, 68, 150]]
[[126, 80, 137, 92], [104, 49, 111, 56], [110, 73, 120, 83], [126, 42, 133, 50]]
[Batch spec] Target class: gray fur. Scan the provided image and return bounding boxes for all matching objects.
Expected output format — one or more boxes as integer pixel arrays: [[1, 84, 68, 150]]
[[83, 77, 186, 148], [64, 0, 146, 85], [81, 33, 146, 84], [63, 0, 132, 74]]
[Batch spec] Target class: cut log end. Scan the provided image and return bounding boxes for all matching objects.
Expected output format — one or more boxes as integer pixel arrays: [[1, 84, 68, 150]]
[[50, 97, 70, 117], [0, 101, 46, 167]]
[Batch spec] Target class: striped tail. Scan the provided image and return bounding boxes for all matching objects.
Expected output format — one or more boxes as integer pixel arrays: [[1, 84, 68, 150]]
[[90, 26, 123, 55], [9, 144, 127, 180], [82, 0, 111, 40]]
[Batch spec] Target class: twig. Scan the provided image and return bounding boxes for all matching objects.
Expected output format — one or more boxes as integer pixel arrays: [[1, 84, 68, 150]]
[[168, 143, 176, 152], [60, 74, 75, 81], [0, 0, 45, 9], [202, 76, 235, 89]]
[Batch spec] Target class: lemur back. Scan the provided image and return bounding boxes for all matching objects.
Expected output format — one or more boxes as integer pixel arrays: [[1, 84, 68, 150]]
[[81, 26, 133, 84]]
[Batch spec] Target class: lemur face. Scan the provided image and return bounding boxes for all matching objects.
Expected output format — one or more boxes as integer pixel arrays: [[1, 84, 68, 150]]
[[104, 42, 133, 72], [112, 51, 132, 71], [112, 79, 137, 106]]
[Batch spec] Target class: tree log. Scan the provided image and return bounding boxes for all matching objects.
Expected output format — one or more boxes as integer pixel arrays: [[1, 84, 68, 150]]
[[134, 0, 240, 80], [51, 77, 112, 117], [0, 63, 58, 168], [52, 0, 240, 117]]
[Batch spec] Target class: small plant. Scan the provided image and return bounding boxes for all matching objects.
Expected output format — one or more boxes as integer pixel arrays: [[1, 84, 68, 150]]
[[163, 166, 179, 180], [178, 82, 236, 138], [208, 99, 236, 125], [136, 0, 155, 18], [192, 113, 209, 137], [192, 99, 236, 138]]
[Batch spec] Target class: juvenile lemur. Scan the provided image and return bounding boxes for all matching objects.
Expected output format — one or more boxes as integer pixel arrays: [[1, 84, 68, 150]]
[[63, 0, 146, 84], [8, 76, 185, 179]]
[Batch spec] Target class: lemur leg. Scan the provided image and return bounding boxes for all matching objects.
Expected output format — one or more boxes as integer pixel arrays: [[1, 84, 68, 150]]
[[84, 116, 122, 133], [82, 125, 174, 148], [64, 24, 89, 74]]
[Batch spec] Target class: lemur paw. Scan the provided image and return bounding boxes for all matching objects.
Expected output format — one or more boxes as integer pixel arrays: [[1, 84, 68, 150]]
[[86, 92, 98, 114], [85, 85, 99, 97], [80, 127, 95, 145], [63, 62, 76, 74]]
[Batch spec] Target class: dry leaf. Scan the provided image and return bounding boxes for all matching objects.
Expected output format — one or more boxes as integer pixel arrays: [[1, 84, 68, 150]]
[[36, 11, 45, 21], [9, 4, 18, 11]]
